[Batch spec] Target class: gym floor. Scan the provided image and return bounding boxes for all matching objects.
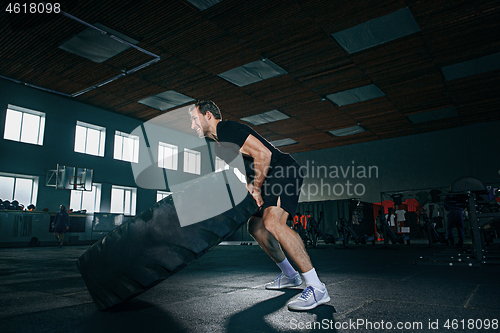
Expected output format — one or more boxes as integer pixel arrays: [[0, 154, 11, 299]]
[[1, 240, 499, 333]]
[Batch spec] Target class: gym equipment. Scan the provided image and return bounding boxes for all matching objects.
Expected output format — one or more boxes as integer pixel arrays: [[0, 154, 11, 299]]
[[452, 177, 500, 264], [306, 212, 335, 247], [418, 204, 448, 247], [376, 212, 409, 246], [337, 217, 375, 247], [417, 177, 500, 265], [77, 171, 258, 310], [292, 212, 336, 248]]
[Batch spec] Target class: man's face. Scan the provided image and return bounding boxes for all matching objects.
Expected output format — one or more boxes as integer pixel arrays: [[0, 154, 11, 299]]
[[190, 107, 209, 138]]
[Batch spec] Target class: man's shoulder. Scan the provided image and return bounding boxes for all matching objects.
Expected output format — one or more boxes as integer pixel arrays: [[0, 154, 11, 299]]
[[217, 120, 252, 147], [218, 120, 248, 130], [217, 120, 251, 137]]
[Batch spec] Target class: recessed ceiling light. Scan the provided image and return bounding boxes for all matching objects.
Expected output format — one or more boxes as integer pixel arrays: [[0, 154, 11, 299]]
[[138, 90, 195, 111], [329, 125, 366, 137], [332, 7, 420, 54], [270, 138, 298, 147], [240, 110, 290, 126], [326, 84, 385, 107], [441, 52, 500, 81], [407, 107, 459, 124], [185, 0, 223, 11], [59, 23, 139, 63], [218, 58, 287, 87]]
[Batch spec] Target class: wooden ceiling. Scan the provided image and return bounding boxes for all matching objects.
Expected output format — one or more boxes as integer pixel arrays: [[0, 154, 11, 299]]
[[1, 0, 499, 153]]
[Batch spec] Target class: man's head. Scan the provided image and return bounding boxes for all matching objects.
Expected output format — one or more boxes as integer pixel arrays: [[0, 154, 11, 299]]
[[190, 100, 222, 138], [195, 100, 222, 119]]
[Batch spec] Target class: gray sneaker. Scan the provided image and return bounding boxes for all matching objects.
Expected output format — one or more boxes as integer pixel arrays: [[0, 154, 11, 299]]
[[287, 284, 330, 311], [265, 273, 302, 290]]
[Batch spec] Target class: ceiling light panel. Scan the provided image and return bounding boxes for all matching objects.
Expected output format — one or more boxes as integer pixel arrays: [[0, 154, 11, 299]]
[[270, 138, 298, 147], [329, 125, 366, 137], [218, 58, 287, 87], [240, 110, 290, 126], [138, 90, 195, 111], [326, 84, 385, 107], [441, 52, 500, 81], [186, 0, 223, 11], [332, 7, 420, 54], [59, 24, 139, 63], [407, 107, 459, 124]]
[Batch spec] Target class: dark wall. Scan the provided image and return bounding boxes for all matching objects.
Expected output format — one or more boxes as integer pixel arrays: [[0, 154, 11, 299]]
[[292, 120, 500, 203]]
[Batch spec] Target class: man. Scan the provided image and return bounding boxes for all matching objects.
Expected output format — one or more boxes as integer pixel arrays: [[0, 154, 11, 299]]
[[190, 100, 329, 311], [52, 205, 70, 248]]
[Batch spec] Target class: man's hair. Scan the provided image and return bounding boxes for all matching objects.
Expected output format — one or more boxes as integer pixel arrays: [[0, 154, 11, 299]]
[[195, 100, 222, 120]]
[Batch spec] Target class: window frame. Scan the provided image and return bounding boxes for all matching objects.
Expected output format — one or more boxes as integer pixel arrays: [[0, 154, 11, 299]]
[[114, 130, 139, 163], [74, 120, 106, 157], [233, 167, 247, 184], [215, 156, 229, 172], [110, 185, 137, 216], [156, 190, 172, 202], [0, 172, 39, 207], [3, 104, 45, 146], [69, 183, 102, 213], [158, 142, 178, 170], [183, 148, 201, 175]]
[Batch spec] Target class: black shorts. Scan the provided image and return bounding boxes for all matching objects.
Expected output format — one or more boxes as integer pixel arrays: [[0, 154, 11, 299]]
[[252, 158, 303, 219]]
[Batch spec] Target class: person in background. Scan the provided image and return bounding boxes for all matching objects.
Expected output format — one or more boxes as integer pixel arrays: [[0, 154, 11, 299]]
[[444, 194, 465, 248], [52, 205, 70, 248], [385, 207, 397, 233]]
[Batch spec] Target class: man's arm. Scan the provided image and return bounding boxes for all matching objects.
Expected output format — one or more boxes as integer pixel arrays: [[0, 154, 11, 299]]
[[52, 214, 59, 229], [239, 134, 272, 207]]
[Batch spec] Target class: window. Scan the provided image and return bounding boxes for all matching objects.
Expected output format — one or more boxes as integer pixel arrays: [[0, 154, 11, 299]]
[[215, 157, 229, 172], [156, 190, 172, 202], [233, 168, 247, 184], [158, 142, 178, 170], [114, 131, 139, 163], [70, 183, 101, 213], [110, 185, 136, 215], [184, 148, 201, 175], [74, 121, 106, 157], [0, 173, 39, 207], [3, 104, 45, 145]]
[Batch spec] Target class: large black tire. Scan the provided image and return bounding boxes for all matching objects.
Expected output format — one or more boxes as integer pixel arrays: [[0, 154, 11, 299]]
[[77, 171, 258, 310]]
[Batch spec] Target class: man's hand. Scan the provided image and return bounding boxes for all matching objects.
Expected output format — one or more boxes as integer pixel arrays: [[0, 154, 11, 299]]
[[247, 183, 264, 207]]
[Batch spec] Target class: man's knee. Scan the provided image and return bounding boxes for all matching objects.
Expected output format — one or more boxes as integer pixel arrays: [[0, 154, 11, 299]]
[[247, 216, 263, 237], [262, 208, 287, 235]]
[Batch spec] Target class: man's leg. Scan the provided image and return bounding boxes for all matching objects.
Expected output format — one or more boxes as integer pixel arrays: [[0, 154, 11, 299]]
[[261, 205, 312, 273], [260, 201, 329, 310], [447, 215, 455, 246], [248, 216, 286, 263], [248, 216, 301, 289]]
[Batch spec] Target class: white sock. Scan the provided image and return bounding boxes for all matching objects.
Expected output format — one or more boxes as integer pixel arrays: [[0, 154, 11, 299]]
[[276, 258, 298, 277], [302, 268, 323, 289]]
